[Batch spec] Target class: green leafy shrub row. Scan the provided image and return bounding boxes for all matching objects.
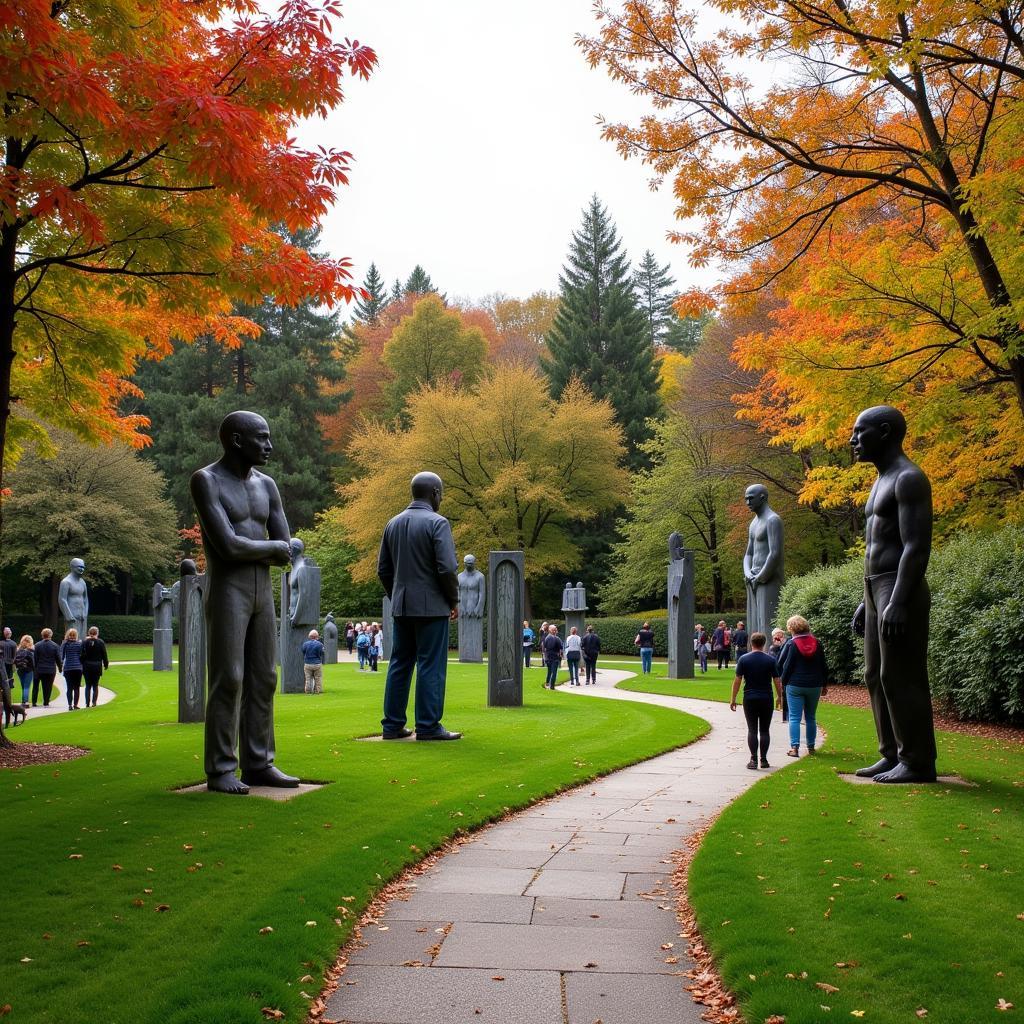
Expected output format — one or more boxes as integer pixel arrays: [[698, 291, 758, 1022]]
[[777, 526, 1024, 723], [1, 614, 177, 644]]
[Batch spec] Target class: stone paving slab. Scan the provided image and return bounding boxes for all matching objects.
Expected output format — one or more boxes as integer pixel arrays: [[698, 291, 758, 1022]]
[[565, 971, 702, 1024], [327, 667, 795, 1024], [434, 921, 679, 973]]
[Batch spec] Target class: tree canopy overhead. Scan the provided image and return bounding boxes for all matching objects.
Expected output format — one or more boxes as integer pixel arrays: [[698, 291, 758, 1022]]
[[0, 0, 375, 486]]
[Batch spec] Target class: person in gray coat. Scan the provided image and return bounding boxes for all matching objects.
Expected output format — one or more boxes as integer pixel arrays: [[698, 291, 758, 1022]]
[[377, 471, 462, 740]]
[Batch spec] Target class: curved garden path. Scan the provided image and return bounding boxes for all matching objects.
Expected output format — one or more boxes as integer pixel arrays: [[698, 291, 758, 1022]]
[[325, 665, 794, 1024]]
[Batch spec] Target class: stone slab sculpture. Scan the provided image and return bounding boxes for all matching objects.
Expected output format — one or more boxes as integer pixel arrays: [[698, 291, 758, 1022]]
[[487, 551, 524, 707], [189, 409, 298, 795], [177, 560, 206, 724], [666, 532, 695, 680], [743, 484, 785, 637], [562, 581, 587, 638], [279, 537, 321, 694], [58, 557, 89, 638], [457, 553, 486, 662], [850, 405, 937, 784], [152, 581, 174, 672], [381, 596, 393, 661], [322, 612, 339, 664]]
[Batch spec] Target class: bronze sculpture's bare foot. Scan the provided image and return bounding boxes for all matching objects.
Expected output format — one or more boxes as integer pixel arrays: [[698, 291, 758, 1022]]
[[207, 773, 250, 795], [855, 757, 898, 778], [873, 762, 937, 784], [241, 766, 300, 788]]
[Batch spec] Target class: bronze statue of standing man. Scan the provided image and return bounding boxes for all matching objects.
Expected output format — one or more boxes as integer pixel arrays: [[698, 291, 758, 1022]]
[[190, 411, 298, 794], [851, 406, 938, 784]]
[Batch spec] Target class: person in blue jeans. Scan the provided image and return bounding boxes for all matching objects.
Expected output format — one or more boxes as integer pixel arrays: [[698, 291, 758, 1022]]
[[522, 620, 535, 668], [635, 622, 655, 674], [14, 636, 35, 704], [564, 627, 582, 685], [541, 625, 563, 690], [780, 614, 830, 756]]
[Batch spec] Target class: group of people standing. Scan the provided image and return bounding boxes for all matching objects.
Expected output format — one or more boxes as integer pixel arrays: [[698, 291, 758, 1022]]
[[0, 624, 109, 712], [525, 621, 602, 689], [729, 614, 830, 769], [345, 621, 384, 672], [694, 620, 751, 672]]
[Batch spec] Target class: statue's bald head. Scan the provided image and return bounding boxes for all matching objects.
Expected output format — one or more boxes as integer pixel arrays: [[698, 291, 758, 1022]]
[[851, 405, 907, 463], [219, 410, 269, 450], [218, 411, 273, 467], [857, 405, 907, 443], [744, 483, 769, 510], [411, 471, 444, 511]]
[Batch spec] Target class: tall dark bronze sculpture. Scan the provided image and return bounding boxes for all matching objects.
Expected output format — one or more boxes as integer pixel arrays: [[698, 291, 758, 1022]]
[[850, 406, 937, 784], [742, 484, 784, 637], [190, 411, 298, 794]]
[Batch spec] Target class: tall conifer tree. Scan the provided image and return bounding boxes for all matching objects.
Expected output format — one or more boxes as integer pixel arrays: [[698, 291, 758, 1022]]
[[351, 262, 388, 325], [633, 250, 677, 349], [542, 196, 661, 467], [404, 265, 437, 295]]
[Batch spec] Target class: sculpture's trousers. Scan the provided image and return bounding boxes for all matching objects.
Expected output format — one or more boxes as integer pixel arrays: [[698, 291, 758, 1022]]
[[382, 615, 449, 736], [204, 566, 277, 778], [863, 572, 937, 773]]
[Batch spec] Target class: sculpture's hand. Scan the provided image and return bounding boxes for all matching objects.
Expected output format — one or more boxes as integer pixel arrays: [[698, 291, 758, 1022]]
[[880, 600, 909, 640], [268, 540, 292, 566], [450, 607, 459, 621], [851, 602, 866, 637]]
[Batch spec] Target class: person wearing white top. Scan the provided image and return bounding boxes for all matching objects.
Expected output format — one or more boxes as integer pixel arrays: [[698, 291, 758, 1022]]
[[565, 627, 583, 686]]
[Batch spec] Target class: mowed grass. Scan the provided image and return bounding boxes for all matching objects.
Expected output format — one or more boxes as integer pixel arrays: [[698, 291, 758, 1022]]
[[617, 660, 736, 702], [4, 659, 706, 1024], [620, 668, 1024, 1023]]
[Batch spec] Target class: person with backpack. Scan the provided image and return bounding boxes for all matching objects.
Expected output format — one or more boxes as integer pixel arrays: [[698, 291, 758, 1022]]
[[780, 614, 830, 757], [581, 624, 601, 684], [81, 626, 109, 708], [356, 626, 371, 670]]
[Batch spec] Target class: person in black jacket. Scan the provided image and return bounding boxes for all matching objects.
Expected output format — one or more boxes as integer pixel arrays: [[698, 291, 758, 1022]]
[[581, 625, 601, 684], [13, 636, 35, 705], [32, 628, 62, 707], [81, 626, 109, 708], [541, 625, 564, 690], [377, 472, 461, 741], [733, 621, 749, 661], [2, 627, 16, 689]]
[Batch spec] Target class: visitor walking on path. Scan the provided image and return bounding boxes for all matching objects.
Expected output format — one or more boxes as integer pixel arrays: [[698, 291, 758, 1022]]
[[780, 614, 830, 757], [581, 623, 600, 683], [81, 626, 109, 708], [541, 624, 563, 690], [345, 622, 355, 655], [733, 620, 749, 661], [522, 620, 535, 668], [635, 621, 655, 674], [769, 627, 789, 721], [32, 629, 61, 707], [302, 629, 326, 693], [14, 637, 34, 705], [730, 632, 782, 769], [60, 628, 84, 710], [2, 627, 16, 691], [712, 620, 728, 670], [564, 626, 582, 685], [356, 626, 370, 670]]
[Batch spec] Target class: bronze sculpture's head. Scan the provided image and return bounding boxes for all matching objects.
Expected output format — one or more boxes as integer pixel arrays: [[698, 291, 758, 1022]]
[[744, 484, 769, 511], [219, 411, 273, 466], [850, 405, 907, 462]]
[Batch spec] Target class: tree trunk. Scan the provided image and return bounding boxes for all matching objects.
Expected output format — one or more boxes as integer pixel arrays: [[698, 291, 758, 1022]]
[[523, 578, 533, 621], [707, 514, 724, 611]]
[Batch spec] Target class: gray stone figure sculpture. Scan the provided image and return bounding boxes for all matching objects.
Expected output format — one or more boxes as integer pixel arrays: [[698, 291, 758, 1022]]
[[322, 612, 339, 664], [743, 484, 785, 638], [58, 557, 89, 637], [562, 580, 587, 638], [666, 533, 695, 680], [457, 554, 486, 662], [189, 410, 297, 795], [487, 551, 524, 707], [381, 596, 393, 661], [152, 582, 174, 672], [177, 560, 207, 724], [279, 537, 321, 694], [850, 405, 938, 784]]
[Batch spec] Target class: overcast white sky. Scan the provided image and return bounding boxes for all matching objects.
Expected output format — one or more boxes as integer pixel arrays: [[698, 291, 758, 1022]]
[[299, 0, 717, 308]]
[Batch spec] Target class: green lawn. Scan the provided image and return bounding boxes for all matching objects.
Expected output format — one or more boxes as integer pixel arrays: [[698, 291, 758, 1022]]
[[621, 674, 1024, 1023], [616, 661, 736, 701], [4, 660, 706, 1024]]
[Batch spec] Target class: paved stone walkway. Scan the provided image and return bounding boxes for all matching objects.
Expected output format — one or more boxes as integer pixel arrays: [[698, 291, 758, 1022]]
[[10, 674, 115, 719], [326, 667, 793, 1024]]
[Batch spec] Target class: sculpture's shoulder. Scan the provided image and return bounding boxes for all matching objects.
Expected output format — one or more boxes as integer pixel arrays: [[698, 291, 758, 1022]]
[[250, 467, 281, 496]]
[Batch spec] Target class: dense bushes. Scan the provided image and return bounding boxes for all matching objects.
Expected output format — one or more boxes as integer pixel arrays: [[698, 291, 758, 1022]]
[[776, 559, 865, 685], [1, 614, 175, 643], [928, 528, 1024, 723], [777, 526, 1024, 724]]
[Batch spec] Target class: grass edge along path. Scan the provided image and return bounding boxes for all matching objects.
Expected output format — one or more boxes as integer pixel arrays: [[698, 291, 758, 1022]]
[[616, 673, 1024, 1024], [3, 661, 707, 1024]]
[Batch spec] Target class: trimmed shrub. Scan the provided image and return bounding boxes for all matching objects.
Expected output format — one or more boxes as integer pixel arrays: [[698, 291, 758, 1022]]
[[776, 559, 866, 685], [1, 614, 177, 644], [928, 527, 1024, 723]]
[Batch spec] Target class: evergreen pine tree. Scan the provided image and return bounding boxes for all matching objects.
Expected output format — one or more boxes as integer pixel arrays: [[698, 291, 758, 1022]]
[[663, 311, 710, 355], [404, 264, 436, 295], [390, 277, 404, 303], [632, 249, 678, 348], [132, 227, 346, 528], [542, 196, 661, 467], [351, 262, 388, 325]]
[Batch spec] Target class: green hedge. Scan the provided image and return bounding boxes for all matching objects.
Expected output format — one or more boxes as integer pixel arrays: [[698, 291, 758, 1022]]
[[777, 526, 1024, 724], [776, 559, 865, 685], [1, 614, 176, 644]]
